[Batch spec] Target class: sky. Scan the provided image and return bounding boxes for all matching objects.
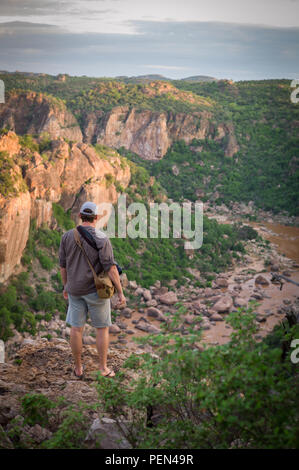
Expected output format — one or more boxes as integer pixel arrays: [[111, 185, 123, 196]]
[[0, 0, 299, 80]]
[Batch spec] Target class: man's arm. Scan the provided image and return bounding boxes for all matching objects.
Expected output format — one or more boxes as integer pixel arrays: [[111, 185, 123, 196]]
[[107, 265, 126, 307], [60, 267, 68, 300]]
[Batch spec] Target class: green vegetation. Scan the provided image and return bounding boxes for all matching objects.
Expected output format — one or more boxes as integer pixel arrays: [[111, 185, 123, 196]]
[[171, 79, 299, 215], [96, 305, 299, 449], [125, 134, 299, 215], [41, 406, 90, 449], [0, 284, 36, 341], [21, 393, 57, 427], [0, 151, 16, 197], [111, 215, 254, 288], [0, 151, 27, 197], [0, 73, 211, 116], [0, 214, 70, 340], [19, 134, 39, 153], [104, 173, 115, 187], [52, 203, 75, 231], [1, 73, 298, 214], [3, 305, 297, 449]]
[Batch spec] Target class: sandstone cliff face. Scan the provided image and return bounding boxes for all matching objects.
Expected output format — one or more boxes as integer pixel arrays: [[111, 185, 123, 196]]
[[0, 192, 31, 283], [0, 91, 83, 142], [83, 107, 239, 160], [0, 90, 239, 161], [0, 132, 131, 282]]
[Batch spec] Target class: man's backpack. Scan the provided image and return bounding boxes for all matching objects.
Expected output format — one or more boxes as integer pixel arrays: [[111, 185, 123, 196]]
[[73, 228, 115, 299]]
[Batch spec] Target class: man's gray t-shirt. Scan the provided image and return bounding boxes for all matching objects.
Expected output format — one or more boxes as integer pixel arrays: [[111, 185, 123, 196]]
[[59, 226, 116, 296]]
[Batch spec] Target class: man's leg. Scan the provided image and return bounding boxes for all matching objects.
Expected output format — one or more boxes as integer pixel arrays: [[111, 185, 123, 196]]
[[96, 327, 115, 376], [70, 326, 84, 376]]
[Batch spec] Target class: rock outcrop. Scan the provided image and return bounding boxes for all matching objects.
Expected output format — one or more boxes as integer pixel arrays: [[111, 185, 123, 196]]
[[83, 107, 239, 160], [0, 132, 131, 282], [0, 91, 83, 142], [0, 89, 239, 161]]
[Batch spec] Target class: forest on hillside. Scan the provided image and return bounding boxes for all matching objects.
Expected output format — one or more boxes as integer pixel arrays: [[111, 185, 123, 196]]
[[1, 73, 298, 215]]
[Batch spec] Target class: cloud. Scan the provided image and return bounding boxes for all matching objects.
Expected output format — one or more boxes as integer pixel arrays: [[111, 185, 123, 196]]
[[0, 20, 298, 79], [143, 65, 190, 70], [0, 0, 115, 17], [0, 0, 67, 16]]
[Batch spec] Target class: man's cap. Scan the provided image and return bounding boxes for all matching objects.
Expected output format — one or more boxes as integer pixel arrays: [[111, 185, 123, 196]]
[[80, 201, 98, 216]]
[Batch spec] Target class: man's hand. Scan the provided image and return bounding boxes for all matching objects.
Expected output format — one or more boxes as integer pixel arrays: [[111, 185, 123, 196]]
[[116, 292, 126, 308], [108, 265, 126, 308], [60, 267, 68, 300]]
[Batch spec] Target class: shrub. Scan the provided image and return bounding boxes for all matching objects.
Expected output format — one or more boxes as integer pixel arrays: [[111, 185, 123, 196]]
[[0, 306, 13, 341], [96, 305, 298, 449], [29, 290, 60, 314], [42, 406, 90, 449], [21, 393, 56, 427], [19, 134, 39, 152], [52, 203, 75, 230], [36, 250, 55, 270]]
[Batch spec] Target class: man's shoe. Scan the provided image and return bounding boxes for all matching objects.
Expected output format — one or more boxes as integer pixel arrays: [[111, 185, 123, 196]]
[[101, 368, 115, 378], [73, 366, 84, 380]]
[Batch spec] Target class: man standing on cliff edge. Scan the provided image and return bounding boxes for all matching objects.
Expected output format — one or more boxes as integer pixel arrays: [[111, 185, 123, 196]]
[[59, 201, 126, 379]]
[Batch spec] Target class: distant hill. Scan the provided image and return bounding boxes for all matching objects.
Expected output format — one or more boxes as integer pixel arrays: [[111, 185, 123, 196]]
[[115, 74, 171, 83], [114, 74, 218, 83], [181, 75, 218, 82]]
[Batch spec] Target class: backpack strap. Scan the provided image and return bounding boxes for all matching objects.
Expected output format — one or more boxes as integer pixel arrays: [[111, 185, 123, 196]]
[[77, 225, 98, 251], [73, 228, 101, 283]]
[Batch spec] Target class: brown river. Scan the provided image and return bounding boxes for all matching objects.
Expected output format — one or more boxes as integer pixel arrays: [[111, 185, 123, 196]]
[[202, 221, 299, 346], [253, 222, 299, 264]]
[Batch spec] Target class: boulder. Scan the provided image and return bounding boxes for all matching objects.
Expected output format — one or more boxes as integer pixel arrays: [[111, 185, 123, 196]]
[[215, 278, 229, 288], [120, 273, 129, 288], [158, 291, 178, 305], [192, 300, 203, 312], [121, 307, 133, 318], [129, 280, 138, 289], [210, 312, 224, 322], [184, 314, 196, 325], [27, 424, 52, 444], [146, 299, 158, 307], [201, 320, 211, 330], [271, 264, 280, 272], [109, 324, 121, 334], [204, 288, 215, 298], [85, 418, 131, 449], [147, 307, 162, 319], [116, 321, 127, 330], [234, 297, 248, 308], [143, 289, 152, 301], [135, 321, 150, 333], [146, 324, 162, 334], [212, 296, 233, 313], [135, 321, 161, 334], [255, 275, 269, 286]]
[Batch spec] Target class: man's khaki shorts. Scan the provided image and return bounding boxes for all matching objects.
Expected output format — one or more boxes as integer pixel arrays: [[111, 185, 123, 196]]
[[66, 291, 111, 328]]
